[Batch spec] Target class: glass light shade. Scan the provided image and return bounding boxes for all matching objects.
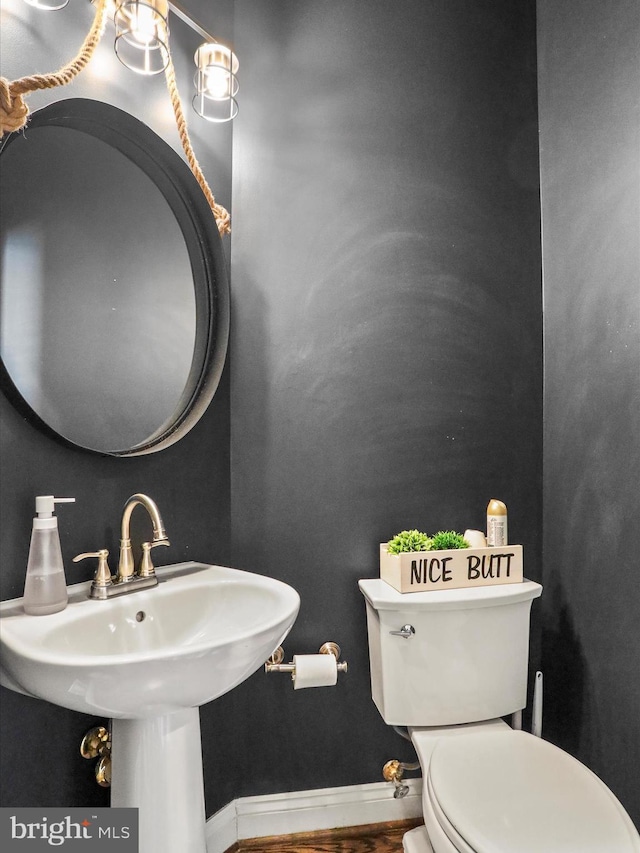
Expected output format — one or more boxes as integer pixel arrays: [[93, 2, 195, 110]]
[[192, 43, 239, 123], [114, 0, 169, 76], [22, 0, 69, 10]]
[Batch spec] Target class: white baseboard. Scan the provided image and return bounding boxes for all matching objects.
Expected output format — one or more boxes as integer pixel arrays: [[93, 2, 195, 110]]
[[206, 779, 423, 853], [206, 801, 239, 853]]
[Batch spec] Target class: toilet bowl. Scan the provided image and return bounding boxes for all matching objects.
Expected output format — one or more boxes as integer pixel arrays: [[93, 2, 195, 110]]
[[409, 722, 640, 852], [358, 577, 640, 852]]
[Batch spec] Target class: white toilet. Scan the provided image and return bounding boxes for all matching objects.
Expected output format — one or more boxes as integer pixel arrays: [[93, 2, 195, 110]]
[[358, 577, 640, 852]]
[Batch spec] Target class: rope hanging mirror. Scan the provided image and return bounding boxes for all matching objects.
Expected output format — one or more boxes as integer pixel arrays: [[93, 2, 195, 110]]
[[0, 0, 231, 235]]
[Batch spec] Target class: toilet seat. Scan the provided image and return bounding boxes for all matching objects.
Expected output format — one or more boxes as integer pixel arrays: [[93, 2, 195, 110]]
[[425, 730, 640, 852]]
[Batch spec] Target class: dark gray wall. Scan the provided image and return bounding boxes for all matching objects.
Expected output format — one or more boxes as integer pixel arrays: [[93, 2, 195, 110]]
[[212, 0, 542, 812], [4, 0, 638, 833], [0, 0, 233, 810], [537, 0, 640, 827], [1, 0, 544, 826]]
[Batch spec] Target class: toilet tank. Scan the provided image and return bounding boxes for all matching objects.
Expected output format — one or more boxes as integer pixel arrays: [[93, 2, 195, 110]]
[[358, 578, 542, 727]]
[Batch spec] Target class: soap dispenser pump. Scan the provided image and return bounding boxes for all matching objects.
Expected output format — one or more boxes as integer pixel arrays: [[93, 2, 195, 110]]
[[23, 495, 75, 616]]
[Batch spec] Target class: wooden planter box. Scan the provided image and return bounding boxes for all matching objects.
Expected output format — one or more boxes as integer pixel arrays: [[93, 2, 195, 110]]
[[380, 543, 523, 593]]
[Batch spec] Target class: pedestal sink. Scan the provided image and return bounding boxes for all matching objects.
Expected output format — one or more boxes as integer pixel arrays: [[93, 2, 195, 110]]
[[0, 562, 300, 853]]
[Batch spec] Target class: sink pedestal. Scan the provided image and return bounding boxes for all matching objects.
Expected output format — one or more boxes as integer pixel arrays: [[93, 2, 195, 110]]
[[111, 708, 207, 853]]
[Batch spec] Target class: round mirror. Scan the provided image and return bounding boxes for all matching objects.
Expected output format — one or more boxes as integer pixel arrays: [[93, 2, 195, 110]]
[[0, 98, 229, 456]]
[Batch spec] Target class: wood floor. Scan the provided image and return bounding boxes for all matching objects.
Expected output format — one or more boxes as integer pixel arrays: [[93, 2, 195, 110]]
[[228, 819, 423, 853]]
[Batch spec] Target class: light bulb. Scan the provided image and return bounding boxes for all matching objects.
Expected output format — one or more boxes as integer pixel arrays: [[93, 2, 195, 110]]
[[204, 66, 231, 99], [22, 0, 69, 9], [131, 3, 157, 45]]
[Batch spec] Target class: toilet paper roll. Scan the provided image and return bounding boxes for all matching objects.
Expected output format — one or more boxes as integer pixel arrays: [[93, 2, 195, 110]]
[[292, 654, 338, 690], [464, 529, 487, 548]]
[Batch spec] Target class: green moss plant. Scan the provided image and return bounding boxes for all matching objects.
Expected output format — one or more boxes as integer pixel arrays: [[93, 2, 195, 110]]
[[429, 530, 470, 550], [387, 529, 432, 555]]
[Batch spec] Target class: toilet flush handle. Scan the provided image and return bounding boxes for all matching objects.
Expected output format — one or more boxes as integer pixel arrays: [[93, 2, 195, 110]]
[[389, 624, 415, 639]]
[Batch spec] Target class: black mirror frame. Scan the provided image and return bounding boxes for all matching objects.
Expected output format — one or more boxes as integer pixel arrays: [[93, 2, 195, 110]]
[[0, 98, 230, 456]]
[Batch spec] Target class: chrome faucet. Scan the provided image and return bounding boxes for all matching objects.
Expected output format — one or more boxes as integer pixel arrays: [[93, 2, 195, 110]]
[[74, 494, 170, 600]]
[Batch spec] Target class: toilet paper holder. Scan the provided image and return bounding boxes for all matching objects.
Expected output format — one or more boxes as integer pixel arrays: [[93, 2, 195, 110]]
[[264, 642, 348, 677]]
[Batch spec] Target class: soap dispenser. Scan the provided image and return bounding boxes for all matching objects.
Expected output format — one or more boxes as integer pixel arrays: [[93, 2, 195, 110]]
[[23, 495, 75, 616]]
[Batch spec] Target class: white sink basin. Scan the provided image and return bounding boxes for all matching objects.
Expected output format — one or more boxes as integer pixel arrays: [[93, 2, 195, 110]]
[[0, 561, 300, 718]]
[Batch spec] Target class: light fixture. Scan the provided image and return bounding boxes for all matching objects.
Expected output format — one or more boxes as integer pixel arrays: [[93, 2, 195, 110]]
[[193, 43, 238, 123], [114, 0, 170, 76], [20, 0, 238, 121], [14, 0, 234, 232]]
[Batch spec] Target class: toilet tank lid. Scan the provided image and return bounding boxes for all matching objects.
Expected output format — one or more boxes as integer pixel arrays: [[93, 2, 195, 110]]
[[358, 578, 542, 611], [428, 730, 640, 852]]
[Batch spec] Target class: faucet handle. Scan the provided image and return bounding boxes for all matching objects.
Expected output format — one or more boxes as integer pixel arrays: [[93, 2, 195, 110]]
[[139, 540, 170, 578], [73, 549, 113, 589]]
